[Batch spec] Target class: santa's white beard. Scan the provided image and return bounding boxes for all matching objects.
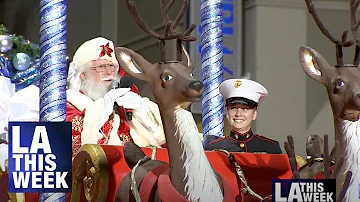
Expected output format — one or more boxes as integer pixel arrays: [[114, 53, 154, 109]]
[[81, 75, 120, 101]]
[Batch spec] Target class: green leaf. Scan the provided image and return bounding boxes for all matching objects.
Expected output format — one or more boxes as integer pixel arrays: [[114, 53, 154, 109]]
[[0, 25, 40, 58]]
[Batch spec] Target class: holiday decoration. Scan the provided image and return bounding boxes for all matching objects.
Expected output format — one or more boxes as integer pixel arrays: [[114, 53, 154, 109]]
[[0, 55, 11, 77], [12, 59, 40, 89], [201, 0, 224, 139], [0, 24, 40, 91], [0, 35, 13, 52], [12, 53, 31, 71], [100, 42, 113, 57], [38, 0, 67, 201]]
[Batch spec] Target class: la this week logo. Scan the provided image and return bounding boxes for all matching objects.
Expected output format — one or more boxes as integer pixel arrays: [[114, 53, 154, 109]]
[[8, 122, 72, 193]]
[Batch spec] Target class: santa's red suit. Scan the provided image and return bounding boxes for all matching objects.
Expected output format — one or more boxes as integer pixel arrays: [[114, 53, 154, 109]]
[[66, 85, 165, 155]]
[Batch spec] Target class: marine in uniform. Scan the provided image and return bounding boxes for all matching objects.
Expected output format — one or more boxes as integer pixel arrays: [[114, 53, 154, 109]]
[[204, 79, 282, 154]]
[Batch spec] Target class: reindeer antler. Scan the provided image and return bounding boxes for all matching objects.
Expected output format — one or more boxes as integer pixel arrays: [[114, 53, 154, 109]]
[[284, 135, 300, 179], [350, 0, 360, 65], [304, 0, 354, 66], [322, 134, 331, 178], [124, 0, 196, 62]]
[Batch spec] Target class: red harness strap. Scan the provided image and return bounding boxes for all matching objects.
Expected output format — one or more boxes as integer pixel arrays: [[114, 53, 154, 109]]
[[139, 164, 236, 202], [139, 164, 169, 201]]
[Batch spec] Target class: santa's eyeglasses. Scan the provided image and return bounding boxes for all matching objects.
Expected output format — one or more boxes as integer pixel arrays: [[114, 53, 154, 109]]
[[91, 64, 115, 73]]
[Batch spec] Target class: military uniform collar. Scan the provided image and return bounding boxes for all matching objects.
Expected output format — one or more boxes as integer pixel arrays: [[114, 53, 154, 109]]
[[230, 129, 253, 141]]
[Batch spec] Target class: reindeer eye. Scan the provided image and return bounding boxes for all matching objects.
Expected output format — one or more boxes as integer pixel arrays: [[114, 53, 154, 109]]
[[334, 79, 345, 87], [162, 74, 173, 81], [190, 73, 193, 77]]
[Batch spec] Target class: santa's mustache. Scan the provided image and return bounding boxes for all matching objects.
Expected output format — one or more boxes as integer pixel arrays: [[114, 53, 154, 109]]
[[101, 76, 114, 81]]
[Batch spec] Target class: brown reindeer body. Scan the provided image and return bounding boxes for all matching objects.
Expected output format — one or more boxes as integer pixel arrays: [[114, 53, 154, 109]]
[[298, 135, 325, 179], [283, 134, 351, 202], [299, 1, 360, 200], [298, 161, 325, 179], [114, 47, 224, 202], [299, 46, 360, 201], [113, 0, 225, 198], [115, 142, 166, 201]]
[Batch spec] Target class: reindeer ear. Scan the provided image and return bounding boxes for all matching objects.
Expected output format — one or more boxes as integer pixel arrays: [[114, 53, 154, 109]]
[[299, 46, 331, 84], [181, 44, 194, 72], [115, 47, 152, 82]]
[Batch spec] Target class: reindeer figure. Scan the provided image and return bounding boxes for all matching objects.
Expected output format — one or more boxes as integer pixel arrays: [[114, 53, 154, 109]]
[[299, 0, 360, 200], [282, 135, 352, 202], [289, 134, 334, 179], [261, 135, 352, 202], [300, 134, 328, 179], [114, 0, 225, 201]]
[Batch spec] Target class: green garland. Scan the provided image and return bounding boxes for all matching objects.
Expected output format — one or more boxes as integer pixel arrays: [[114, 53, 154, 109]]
[[0, 24, 40, 58]]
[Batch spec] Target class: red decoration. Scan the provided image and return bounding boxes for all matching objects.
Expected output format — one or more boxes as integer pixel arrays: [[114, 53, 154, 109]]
[[99, 43, 113, 57]]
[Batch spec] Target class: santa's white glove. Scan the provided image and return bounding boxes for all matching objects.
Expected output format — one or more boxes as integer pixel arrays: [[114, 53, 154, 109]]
[[115, 91, 141, 110], [0, 143, 8, 172], [103, 88, 131, 117]]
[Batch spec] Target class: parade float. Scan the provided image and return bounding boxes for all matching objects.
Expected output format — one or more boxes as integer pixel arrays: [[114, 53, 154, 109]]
[[70, 1, 292, 201], [0, 0, 357, 201]]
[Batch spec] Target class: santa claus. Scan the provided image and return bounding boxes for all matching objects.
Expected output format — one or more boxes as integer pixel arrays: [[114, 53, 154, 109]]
[[66, 37, 165, 155]]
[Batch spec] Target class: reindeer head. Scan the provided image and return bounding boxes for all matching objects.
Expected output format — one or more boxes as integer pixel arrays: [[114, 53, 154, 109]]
[[116, 46, 203, 111], [299, 0, 360, 121], [116, 0, 203, 111], [306, 134, 324, 158]]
